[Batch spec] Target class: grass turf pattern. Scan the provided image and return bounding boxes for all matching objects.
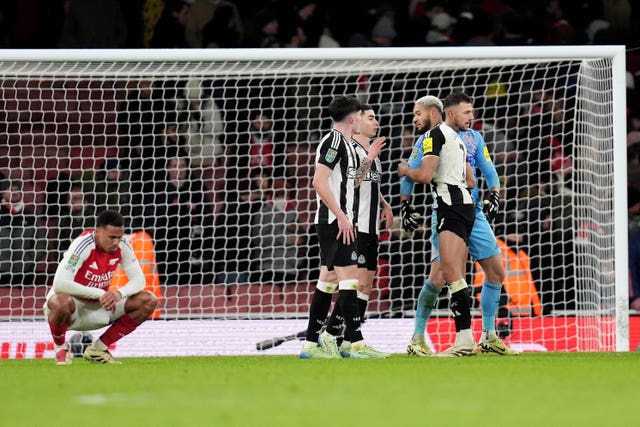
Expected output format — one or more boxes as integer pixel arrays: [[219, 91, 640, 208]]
[[1, 352, 638, 426]]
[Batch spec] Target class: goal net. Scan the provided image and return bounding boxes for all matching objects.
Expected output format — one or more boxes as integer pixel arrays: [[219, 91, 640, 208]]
[[0, 47, 628, 357]]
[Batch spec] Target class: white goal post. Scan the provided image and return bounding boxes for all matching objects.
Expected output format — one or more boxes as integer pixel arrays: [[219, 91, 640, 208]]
[[0, 46, 629, 356]]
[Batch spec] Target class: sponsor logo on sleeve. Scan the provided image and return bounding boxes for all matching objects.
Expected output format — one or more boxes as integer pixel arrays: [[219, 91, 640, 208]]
[[483, 146, 492, 162], [422, 137, 433, 154], [68, 254, 80, 267], [325, 148, 338, 163]]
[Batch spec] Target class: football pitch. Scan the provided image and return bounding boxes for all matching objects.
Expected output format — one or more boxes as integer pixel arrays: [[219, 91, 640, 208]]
[[1, 353, 638, 427]]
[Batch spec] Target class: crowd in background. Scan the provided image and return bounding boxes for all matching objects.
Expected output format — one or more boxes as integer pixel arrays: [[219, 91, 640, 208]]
[[0, 0, 639, 314]]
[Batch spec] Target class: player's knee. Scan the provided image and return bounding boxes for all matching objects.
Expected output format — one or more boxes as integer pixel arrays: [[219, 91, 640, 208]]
[[487, 269, 505, 285], [429, 272, 446, 287], [439, 263, 459, 284], [48, 294, 75, 315], [485, 263, 505, 284], [357, 281, 372, 294], [135, 291, 158, 315]]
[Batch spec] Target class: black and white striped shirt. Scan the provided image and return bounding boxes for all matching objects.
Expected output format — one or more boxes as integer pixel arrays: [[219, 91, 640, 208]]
[[351, 139, 382, 235], [314, 129, 358, 225], [422, 122, 473, 206]]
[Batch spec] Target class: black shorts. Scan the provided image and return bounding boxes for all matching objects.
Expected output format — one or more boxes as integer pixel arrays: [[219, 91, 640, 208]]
[[316, 222, 357, 269], [435, 203, 475, 245], [356, 231, 378, 271]]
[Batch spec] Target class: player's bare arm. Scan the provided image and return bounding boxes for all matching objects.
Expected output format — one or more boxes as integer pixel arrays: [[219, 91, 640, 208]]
[[397, 156, 438, 184], [355, 136, 386, 187], [465, 162, 475, 189], [380, 194, 393, 229]]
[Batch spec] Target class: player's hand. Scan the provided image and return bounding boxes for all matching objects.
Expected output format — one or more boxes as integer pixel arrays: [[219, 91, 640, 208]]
[[335, 212, 355, 245], [400, 200, 420, 232], [367, 136, 386, 161], [397, 161, 409, 178], [483, 190, 501, 222], [380, 203, 393, 230], [100, 290, 122, 312]]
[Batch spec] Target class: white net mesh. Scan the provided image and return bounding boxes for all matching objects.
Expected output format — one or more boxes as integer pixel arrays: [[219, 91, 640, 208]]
[[0, 48, 626, 354]]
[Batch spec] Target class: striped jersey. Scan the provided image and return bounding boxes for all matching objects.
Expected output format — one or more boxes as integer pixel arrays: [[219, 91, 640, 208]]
[[314, 129, 358, 225], [408, 122, 473, 206], [47, 229, 139, 300], [351, 139, 382, 235]]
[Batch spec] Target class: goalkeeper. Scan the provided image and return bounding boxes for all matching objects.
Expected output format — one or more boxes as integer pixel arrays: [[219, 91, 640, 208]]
[[403, 92, 519, 356]]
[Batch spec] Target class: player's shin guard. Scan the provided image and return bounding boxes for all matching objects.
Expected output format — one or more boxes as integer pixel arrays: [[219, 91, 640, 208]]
[[337, 280, 363, 343], [99, 314, 141, 347], [481, 281, 502, 333], [304, 281, 336, 343], [326, 303, 345, 338], [449, 281, 472, 333], [414, 279, 440, 335]]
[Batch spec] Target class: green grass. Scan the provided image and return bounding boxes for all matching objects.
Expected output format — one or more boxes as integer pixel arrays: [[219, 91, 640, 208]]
[[1, 353, 639, 427]]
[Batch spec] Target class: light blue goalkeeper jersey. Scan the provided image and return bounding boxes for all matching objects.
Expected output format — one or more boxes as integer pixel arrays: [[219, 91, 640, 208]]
[[401, 128, 500, 210], [458, 128, 500, 211]]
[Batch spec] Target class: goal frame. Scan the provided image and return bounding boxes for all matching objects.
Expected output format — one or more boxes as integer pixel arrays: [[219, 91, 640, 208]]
[[0, 46, 629, 352]]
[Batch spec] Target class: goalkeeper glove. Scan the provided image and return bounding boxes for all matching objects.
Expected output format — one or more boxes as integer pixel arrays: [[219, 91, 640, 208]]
[[400, 200, 420, 232], [482, 190, 501, 222]]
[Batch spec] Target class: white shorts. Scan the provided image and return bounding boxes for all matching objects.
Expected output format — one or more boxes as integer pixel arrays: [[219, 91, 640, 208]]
[[44, 295, 127, 331]]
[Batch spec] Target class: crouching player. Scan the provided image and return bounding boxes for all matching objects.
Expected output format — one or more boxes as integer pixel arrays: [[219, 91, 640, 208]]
[[45, 210, 158, 364]]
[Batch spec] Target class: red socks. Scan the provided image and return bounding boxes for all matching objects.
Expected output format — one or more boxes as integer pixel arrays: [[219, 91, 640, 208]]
[[99, 314, 142, 347], [49, 321, 70, 346]]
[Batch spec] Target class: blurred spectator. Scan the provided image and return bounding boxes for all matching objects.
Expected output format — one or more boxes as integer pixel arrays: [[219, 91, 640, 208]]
[[92, 157, 143, 229], [227, 110, 286, 186], [176, 78, 225, 170], [1, 178, 28, 215], [252, 8, 281, 48], [202, 1, 242, 48], [547, 19, 576, 44], [250, 175, 301, 287], [184, 0, 242, 48], [603, 0, 631, 41], [497, 184, 551, 312], [144, 150, 214, 285], [289, 0, 324, 48], [426, 12, 456, 45], [58, 0, 127, 48], [44, 172, 72, 221], [371, 6, 397, 47], [493, 7, 528, 45], [149, 0, 191, 48], [143, 0, 165, 47], [117, 79, 164, 159], [0, 178, 46, 285], [213, 167, 264, 286], [53, 181, 94, 263], [135, 113, 189, 191]]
